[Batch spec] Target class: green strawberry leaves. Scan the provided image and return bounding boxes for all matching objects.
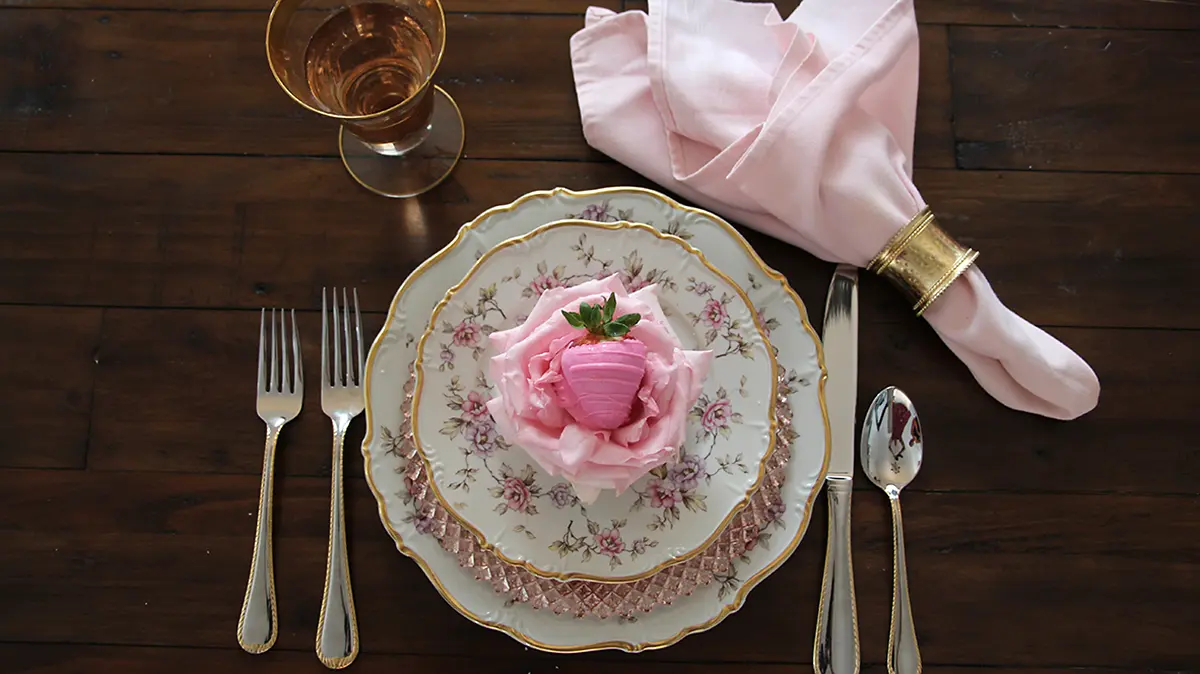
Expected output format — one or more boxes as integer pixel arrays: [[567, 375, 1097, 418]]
[[560, 293, 642, 341], [604, 322, 630, 338]]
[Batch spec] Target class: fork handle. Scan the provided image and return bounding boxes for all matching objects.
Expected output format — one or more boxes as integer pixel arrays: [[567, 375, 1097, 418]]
[[317, 425, 358, 669], [238, 426, 280, 654]]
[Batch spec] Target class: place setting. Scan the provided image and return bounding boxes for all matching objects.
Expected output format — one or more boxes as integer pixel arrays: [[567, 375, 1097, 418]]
[[239, 0, 1101, 668]]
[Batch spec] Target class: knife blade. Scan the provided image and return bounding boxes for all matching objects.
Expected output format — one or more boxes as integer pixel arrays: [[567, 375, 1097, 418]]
[[814, 264, 860, 674]]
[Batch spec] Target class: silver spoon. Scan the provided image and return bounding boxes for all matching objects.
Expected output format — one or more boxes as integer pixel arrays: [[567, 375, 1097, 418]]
[[861, 386, 923, 674]]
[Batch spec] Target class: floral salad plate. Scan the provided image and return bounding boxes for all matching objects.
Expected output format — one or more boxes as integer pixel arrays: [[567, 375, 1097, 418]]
[[361, 186, 830, 652], [410, 220, 777, 582]]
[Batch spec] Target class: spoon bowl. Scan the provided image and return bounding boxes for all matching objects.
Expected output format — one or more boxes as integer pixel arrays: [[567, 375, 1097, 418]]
[[860, 385, 923, 674], [861, 386, 923, 495]]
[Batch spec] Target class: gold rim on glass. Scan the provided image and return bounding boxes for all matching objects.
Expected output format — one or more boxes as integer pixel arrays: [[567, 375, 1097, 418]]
[[360, 187, 831, 652], [265, 0, 448, 123], [409, 219, 779, 584]]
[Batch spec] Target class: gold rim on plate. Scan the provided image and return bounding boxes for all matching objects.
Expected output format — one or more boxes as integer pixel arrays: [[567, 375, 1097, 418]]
[[409, 219, 780, 583], [360, 187, 831, 652]]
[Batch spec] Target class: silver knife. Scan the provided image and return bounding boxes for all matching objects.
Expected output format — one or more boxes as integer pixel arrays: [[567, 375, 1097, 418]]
[[814, 264, 860, 674]]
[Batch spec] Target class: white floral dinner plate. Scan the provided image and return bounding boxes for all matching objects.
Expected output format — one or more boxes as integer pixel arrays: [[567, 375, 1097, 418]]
[[361, 186, 829, 652], [410, 220, 777, 582]]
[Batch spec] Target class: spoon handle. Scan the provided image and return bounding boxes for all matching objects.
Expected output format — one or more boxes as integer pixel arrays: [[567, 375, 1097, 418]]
[[887, 492, 921, 674]]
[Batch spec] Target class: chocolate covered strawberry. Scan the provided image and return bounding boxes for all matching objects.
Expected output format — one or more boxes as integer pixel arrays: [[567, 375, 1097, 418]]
[[556, 293, 647, 431]]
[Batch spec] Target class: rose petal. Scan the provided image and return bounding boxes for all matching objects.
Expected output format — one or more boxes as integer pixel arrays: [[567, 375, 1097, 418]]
[[484, 275, 715, 501], [557, 423, 603, 470]]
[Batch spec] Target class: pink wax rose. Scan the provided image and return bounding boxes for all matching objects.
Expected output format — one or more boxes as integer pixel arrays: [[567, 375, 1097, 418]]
[[486, 275, 713, 504]]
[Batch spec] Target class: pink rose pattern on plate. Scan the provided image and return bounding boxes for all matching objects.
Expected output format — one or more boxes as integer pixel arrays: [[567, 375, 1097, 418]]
[[566, 200, 695, 243], [546, 517, 657, 571], [620, 387, 751, 532], [435, 284, 506, 370], [438, 372, 524, 489], [685, 277, 759, 359], [381, 365, 801, 620], [494, 236, 681, 302], [429, 230, 758, 563]]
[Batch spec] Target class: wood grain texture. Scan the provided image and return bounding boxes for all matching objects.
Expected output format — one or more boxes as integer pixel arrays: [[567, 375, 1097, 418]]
[[0, 10, 600, 159], [0, 646, 1156, 674], [82, 306, 1196, 494], [0, 0, 619, 10], [917, 0, 1200, 29], [87, 307, 382, 477], [0, 7, 959, 164], [0, 307, 101, 469], [951, 27, 1200, 173], [0, 469, 1195, 666], [916, 24, 955, 168], [0, 156, 650, 309], [0, 0, 1196, 669], [0, 154, 1192, 329], [1, 645, 783, 674]]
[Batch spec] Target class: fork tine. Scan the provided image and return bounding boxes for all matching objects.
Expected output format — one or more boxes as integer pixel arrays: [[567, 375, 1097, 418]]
[[322, 288, 330, 389], [353, 288, 364, 385], [270, 308, 280, 393], [292, 309, 302, 391], [257, 309, 266, 393], [279, 308, 290, 393], [342, 287, 353, 385], [332, 288, 343, 387]]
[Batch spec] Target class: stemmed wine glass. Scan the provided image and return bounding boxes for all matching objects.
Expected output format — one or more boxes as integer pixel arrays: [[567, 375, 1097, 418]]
[[267, 0, 464, 198]]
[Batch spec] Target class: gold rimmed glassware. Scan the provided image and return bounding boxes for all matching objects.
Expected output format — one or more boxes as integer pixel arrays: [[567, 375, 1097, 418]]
[[267, 0, 465, 198]]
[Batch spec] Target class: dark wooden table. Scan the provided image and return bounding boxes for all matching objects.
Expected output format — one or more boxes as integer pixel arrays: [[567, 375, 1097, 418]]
[[3, 0, 1199, 672]]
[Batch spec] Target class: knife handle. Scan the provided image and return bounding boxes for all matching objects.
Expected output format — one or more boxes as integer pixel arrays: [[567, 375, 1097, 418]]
[[814, 477, 859, 674]]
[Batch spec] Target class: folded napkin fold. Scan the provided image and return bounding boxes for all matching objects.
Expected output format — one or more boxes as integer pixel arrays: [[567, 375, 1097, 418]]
[[569, 0, 1099, 420]]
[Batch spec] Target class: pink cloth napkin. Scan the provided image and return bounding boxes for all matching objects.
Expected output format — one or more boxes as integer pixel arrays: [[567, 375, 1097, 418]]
[[569, 0, 1099, 420]]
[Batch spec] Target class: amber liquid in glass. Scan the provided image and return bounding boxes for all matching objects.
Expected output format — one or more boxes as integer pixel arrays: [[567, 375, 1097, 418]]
[[304, 2, 436, 148]]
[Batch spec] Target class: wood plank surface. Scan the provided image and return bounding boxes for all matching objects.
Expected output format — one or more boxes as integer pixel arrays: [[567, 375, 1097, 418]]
[[0, 7, 956, 163], [0, 646, 1145, 674], [0, 11, 600, 159], [1, 154, 1192, 330], [951, 27, 1200, 173], [0, 0, 619, 10], [8, 0, 1191, 29], [0, 156, 648, 310], [917, 0, 1200, 29], [915, 24, 956, 168], [1, 0, 1195, 670], [0, 306, 101, 469], [1, 469, 1195, 667]]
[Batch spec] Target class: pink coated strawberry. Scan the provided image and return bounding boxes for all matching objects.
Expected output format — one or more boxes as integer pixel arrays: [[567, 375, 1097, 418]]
[[559, 340, 648, 430], [557, 293, 648, 431]]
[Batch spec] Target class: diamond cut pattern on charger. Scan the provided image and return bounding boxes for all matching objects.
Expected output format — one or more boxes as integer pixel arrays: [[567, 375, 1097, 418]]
[[390, 370, 793, 620]]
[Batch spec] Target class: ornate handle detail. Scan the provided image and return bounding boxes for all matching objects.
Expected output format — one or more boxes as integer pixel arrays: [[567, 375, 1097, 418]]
[[238, 427, 280, 654], [316, 426, 358, 669], [888, 492, 921, 674], [814, 477, 859, 674]]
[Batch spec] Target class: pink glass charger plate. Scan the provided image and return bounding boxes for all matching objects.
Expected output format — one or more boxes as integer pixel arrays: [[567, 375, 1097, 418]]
[[383, 364, 795, 620]]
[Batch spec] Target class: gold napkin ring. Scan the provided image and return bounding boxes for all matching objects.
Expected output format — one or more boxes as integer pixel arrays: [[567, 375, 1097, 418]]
[[867, 207, 979, 316]]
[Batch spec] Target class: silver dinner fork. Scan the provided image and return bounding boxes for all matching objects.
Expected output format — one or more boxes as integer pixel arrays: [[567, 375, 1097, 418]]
[[316, 287, 364, 670], [238, 309, 303, 655]]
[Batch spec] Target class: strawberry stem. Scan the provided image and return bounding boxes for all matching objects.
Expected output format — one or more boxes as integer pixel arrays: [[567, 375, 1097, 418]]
[[561, 293, 641, 340]]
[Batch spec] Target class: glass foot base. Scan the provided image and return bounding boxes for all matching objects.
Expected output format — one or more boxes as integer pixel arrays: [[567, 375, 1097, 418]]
[[338, 85, 465, 198]]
